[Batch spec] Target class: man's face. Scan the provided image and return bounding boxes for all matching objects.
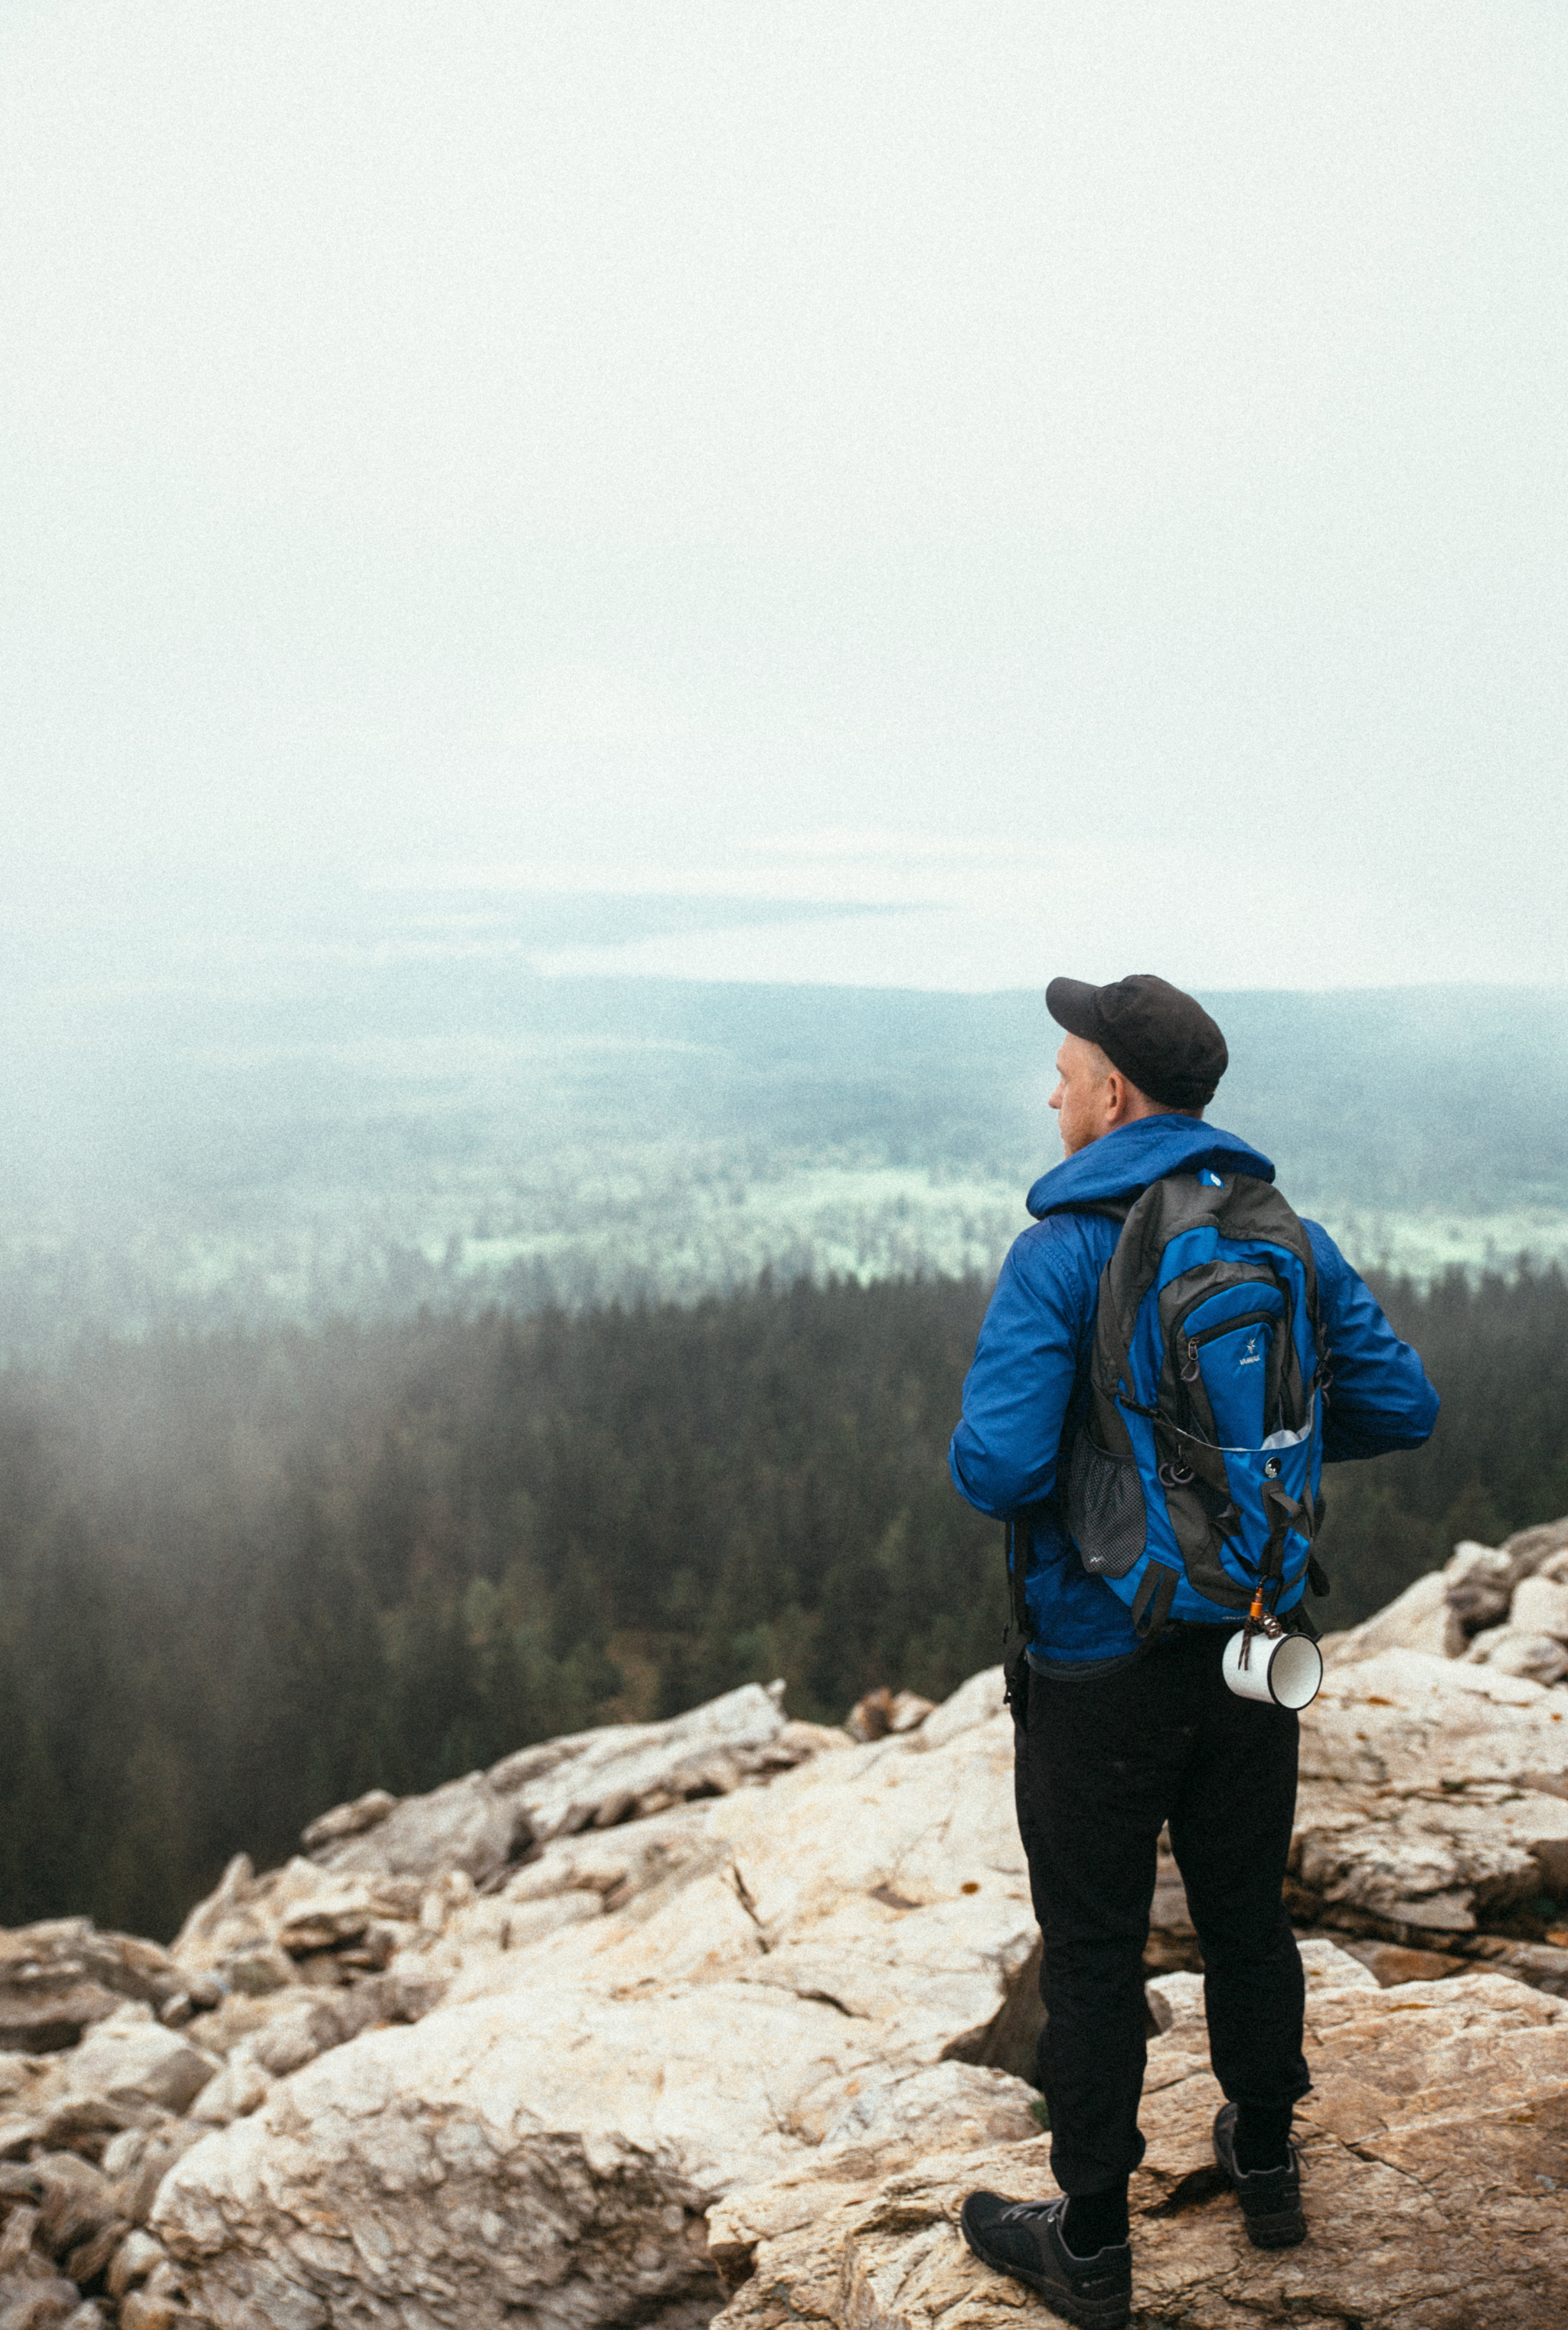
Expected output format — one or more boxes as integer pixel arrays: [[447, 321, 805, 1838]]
[[1049, 1034, 1113, 1155]]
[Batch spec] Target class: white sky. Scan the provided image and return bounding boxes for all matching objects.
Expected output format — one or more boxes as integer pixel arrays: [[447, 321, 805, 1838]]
[[4, 2, 1566, 990]]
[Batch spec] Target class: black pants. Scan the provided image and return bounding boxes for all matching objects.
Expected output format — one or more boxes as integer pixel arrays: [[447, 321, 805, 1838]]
[[1012, 1626, 1309, 2197]]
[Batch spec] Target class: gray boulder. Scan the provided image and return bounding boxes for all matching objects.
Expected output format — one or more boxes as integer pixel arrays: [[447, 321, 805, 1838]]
[[312, 1773, 525, 1887], [1465, 1624, 1568, 1686], [0, 1923, 185, 2056]]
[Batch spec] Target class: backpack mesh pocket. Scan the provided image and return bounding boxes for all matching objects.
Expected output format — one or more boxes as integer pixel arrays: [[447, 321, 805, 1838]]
[[1066, 1428, 1148, 1580]]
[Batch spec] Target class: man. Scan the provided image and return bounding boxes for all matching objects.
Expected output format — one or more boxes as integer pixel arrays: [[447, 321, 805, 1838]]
[[949, 974, 1438, 2330]]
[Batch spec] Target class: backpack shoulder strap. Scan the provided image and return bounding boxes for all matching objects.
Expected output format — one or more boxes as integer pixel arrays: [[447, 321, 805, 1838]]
[[1084, 1174, 1224, 1456], [1210, 1174, 1321, 1320]]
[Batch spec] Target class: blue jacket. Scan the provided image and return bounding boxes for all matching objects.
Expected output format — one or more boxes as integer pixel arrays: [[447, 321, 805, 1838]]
[[948, 1115, 1439, 1663]]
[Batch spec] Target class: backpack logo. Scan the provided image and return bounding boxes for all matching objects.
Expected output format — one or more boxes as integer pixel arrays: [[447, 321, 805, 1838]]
[[1238, 1334, 1263, 1366]]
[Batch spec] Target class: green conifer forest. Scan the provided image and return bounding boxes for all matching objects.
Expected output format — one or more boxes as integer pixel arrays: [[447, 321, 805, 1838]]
[[2, 1262, 1565, 1942]]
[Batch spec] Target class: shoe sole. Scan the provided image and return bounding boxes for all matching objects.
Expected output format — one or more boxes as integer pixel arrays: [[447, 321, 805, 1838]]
[[959, 2221, 1132, 2329], [1240, 2205, 1307, 2250]]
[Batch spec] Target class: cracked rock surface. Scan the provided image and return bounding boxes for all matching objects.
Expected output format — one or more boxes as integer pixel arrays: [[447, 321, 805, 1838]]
[[717, 1946, 1568, 2330], [152, 1670, 1037, 2330]]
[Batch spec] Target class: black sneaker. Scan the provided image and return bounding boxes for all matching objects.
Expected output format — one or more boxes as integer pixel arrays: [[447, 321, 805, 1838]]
[[1212, 2103, 1307, 2248], [959, 2191, 1132, 2328]]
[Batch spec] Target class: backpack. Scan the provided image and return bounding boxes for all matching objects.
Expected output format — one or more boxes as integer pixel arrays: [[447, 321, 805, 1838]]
[[1052, 1165, 1330, 1647]]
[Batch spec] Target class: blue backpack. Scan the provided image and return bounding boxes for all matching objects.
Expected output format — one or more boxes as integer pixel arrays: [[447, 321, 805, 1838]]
[[1057, 1167, 1329, 1645]]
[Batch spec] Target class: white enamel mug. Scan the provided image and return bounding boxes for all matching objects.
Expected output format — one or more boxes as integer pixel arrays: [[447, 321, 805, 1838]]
[[1222, 1626, 1323, 1710]]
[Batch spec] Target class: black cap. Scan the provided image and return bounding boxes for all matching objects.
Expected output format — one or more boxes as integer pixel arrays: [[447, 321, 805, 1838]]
[[1046, 973, 1227, 1109]]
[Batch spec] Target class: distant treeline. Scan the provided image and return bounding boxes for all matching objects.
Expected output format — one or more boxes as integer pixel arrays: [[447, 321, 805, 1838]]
[[2, 1263, 1566, 1942]]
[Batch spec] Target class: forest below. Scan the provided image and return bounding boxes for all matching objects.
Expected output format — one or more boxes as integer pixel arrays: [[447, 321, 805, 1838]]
[[2, 1259, 1566, 1943]]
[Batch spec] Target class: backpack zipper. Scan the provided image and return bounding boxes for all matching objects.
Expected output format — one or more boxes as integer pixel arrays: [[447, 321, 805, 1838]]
[[1167, 1266, 1285, 1355], [1178, 1306, 1281, 1381]]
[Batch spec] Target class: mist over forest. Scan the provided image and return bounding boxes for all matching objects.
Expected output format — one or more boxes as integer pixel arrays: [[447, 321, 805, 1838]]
[[4, 882, 1568, 1359], [2, 1260, 1565, 1944]]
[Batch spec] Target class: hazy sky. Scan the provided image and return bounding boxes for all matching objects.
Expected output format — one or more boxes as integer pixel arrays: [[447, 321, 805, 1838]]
[[5, 3, 1566, 989]]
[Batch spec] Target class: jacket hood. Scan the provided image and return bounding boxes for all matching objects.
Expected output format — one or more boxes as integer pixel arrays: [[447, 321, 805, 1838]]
[[1025, 1114, 1275, 1221]]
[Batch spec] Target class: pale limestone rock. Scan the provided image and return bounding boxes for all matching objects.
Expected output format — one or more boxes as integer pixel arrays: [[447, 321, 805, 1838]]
[[1138, 1946, 1377, 2109], [1442, 1521, 1568, 1639], [426, 1703, 1033, 2067], [168, 1855, 259, 1969], [1289, 1784, 1568, 1931], [60, 1644, 1568, 2329], [294, 1682, 842, 1895], [485, 1680, 813, 1844], [488, 1886, 611, 1954], [63, 2013, 219, 2119], [1465, 1623, 1568, 1685], [782, 1720, 855, 1754], [171, 1853, 426, 1985], [1444, 1535, 1528, 1634], [185, 2051, 273, 2128], [0, 2056, 67, 2158], [916, 1665, 1005, 1750], [817, 2062, 1037, 2158], [1512, 1572, 1568, 1641], [716, 1969, 1568, 2330], [104, 2263, 198, 2330], [669, 1715, 1030, 2054], [242, 1996, 357, 2078], [272, 1881, 383, 1956], [1299, 1649, 1568, 1795], [1321, 1568, 1463, 1666], [178, 1972, 433, 2132], [407, 1814, 732, 2003], [1292, 1658, 1568, 1936], [119, 2293, 195, 2330], [886, 1691, 937, 1734], [152, 1685, 1034, 2330], [1295, 1935, 1380, 1989], [298, 1790, 397, 1854], [1145, 1968, 1206, 2040], [488, 1678, 781, 1782], [169, 1686, 852, 1991], [309, 1770, 523, 1887], [0, 1919, 185, 2054], [0, 1976, 123, 2057], [1146, 1941, 1374, 2047], [103, 2120, 210, 2229], [106, 2228, 167, 2296], [256, 1857, 422, 1932], [155, 1983, 880, 2330], [1214, 1648, 1568, 1943], [1501, 1513, 1568, 1573], [468, 1864, 764, 2002], [708, 2064, 1038, 2270], [0, 2270, 83, 2325], [221, 1946, 296, 1996]]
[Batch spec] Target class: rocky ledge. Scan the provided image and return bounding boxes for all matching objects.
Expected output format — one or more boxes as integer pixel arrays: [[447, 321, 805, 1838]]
[[0, 1527, 1565, 2328]]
